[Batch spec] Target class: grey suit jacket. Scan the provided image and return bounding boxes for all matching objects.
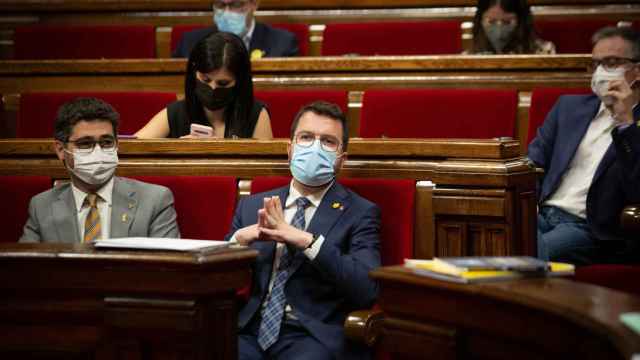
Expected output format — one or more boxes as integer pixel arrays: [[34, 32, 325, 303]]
[[19, 177, 180, 243]]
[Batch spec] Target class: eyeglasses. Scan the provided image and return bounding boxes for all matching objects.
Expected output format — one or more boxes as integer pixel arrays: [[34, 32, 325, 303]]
[[589, 56, 639, 72], [294, 131, 341, 153], [66, 136, 117, 154], [213, 0, 250, 11]]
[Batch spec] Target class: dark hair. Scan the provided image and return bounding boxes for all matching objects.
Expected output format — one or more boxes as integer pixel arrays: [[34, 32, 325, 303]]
[[290, 101, 349, 151], [54, 97, 119, 142], [185, 31, 254, 138], [472, 0, 538, 54], [592, 26, 640, 60]]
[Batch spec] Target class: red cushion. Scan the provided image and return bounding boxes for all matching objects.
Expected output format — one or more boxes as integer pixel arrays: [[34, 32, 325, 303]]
[[251, 176, 415, 266], [527, 87, 591, 145], [254, 90, 348, 138], [322, 21, 461, 56], [17, 92, 177, 138], [535, 20, 638, 54], [360, 88, 517, 139], [14, 25, 156, 59], [575, 264, 640, 296], [0, 176, 52, 242], [171, 23, 310, 56], [131, 176, 237, 240]]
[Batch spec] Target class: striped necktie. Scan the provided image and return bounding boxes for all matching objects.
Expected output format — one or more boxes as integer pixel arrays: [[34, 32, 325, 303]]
[[83, 193, 101, 243], [257, 197, 311, 350]]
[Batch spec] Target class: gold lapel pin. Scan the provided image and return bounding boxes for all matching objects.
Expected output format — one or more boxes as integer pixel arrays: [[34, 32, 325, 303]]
[[122, 213, 129, 223], [332, 202, 341, 209]]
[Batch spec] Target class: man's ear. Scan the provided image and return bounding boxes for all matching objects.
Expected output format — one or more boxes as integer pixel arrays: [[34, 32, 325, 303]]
[[53, 140, 66, 162], [335, 151, 348, 173], [287, 141, 292, 163]]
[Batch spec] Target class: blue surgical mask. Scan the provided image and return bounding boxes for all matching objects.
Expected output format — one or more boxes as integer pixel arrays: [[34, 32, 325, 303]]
[[290, 140, 338, 187], [214, 10, 247, 37]]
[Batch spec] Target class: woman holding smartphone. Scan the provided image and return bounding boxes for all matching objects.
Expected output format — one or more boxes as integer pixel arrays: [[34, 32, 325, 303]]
[[135, 32, 272, 139]]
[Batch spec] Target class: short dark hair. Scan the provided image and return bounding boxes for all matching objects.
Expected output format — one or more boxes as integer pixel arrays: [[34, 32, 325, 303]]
[[472, 0, 538, 54], [54, 97, 119, 142], [592, 26, 640, 60], [290, 101, 349, 151]]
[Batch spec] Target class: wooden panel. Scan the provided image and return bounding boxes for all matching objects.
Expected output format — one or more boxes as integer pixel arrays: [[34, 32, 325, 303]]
[[436, 221, 465, 257], [414, 181, 436, 259]]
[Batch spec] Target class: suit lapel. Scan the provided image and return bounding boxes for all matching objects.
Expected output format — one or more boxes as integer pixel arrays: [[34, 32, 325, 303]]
[[593, 104, 640, 184], [249, 23, 269, 55], [559, 96, 601, 173], [53, 185, 80, 243], [110, 177, 136, 238]]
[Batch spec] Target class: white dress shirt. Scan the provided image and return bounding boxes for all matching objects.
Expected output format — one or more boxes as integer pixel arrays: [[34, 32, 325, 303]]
[[243, 19, 256, 52], [71, 177, 114, 241]]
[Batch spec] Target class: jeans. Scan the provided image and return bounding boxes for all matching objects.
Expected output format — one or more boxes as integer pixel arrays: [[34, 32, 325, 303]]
[[537, 206, 598, 265]]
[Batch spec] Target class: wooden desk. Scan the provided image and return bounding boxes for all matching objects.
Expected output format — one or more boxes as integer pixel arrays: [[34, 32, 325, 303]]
[[0, 242, 257, 359], [371, 266, 640, 359]]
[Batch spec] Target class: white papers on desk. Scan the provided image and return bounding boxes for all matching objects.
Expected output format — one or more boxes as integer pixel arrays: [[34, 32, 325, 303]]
[[94, 237, 229, 252]]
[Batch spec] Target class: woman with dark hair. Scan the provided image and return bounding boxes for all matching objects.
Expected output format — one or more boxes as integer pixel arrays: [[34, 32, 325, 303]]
[[470, 0, 555, 54], [135, 31, 272, 139]]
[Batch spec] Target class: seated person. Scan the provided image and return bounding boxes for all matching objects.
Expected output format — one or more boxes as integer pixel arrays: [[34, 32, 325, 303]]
[[172, 0, 298, 58], [226, 101, 380, 359], [529, 26, 640, 265], [20, 97, 180, 243], [470, 0, 555, 54], [135, 32, 272, 139]]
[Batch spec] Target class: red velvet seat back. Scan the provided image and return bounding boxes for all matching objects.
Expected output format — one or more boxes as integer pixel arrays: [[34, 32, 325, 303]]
[[251, 176, 415, 266], [360, 88, 517, 139], [322, 21, 461, 56], [535, 20, 638, 53], [575, 264, 640, 296], [254, 90, 348, 138], [0, 176, 52, 242], [17, 92, 177, 138], [131, 176, 237, 240], [527, 87, 591, 145], [171, 23, 310, 56], [14, 25, 156, 59]]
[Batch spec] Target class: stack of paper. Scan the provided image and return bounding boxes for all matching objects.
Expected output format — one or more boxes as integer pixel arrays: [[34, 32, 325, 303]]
[[94, 237, 230, 252], [405, 256, 574, 284]]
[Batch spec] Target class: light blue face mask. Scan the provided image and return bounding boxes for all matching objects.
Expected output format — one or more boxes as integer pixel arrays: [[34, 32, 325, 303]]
[[214, 10, 247, 37], [290, 140, 338, 187]]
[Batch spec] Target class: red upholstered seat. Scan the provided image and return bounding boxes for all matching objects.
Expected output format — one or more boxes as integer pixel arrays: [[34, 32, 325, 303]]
[[14, 25, 156, 59], [131, 176, 237, 240], [171, 23, 310, 56], [251, 176, 415, 266], [17, 92, 177, 138], [322, 21, 461, 56], [0, 176, 52, 242], [575, 265, 640, 296], [535, 20, 639, 54], [360, 88, 517, 139], [254, 90, 348, 138], [527, 87, 591, 145]]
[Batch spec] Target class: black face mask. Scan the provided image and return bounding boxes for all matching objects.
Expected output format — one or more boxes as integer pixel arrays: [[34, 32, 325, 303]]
[[194, 80, 235, 111]]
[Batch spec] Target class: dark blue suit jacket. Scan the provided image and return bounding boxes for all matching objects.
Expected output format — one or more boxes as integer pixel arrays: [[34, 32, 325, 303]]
[[226, 182, 380, 359], [528, 94, 640, 245], [172, 22, 299, 58]]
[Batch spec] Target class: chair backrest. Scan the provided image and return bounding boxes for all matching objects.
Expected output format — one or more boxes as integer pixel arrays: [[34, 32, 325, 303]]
[[527, 87, 591, 145], [575, 265, 640, 296], [251, 176, 415, 266], [360, 88, 517, 139], [322, 21, 461, 56], [131, 176, 237, 240], [170, 23, 310, 56], [14, 25, 156, 59], [535, 20, 638, 54], [17, 92, 177, 138], [254, 90, 348, 138], [0, 176, 52, 242]]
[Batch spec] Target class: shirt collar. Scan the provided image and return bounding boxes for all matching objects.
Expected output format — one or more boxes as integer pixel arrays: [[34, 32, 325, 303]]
[[243, 18, 256, 50], [286, 180, 333, 209], [71, 177, 114, 212]]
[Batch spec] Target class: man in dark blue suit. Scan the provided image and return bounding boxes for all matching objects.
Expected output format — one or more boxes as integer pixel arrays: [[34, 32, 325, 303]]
[[529, 26, 640, 265], [172, 0, 298, 58], [226, 101, 380, 359]]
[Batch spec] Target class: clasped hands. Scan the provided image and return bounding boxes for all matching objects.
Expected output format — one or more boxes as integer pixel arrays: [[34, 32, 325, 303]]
[[235, 196, 314, 250]]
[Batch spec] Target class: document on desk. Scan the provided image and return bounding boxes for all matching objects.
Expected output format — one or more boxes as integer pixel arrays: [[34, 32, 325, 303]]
[[94, 238, 229, 252]]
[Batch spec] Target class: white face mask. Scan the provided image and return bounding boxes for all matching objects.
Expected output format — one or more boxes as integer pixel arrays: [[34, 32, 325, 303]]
[[65, 145, 118, 185], [591, 65, 627, 106]]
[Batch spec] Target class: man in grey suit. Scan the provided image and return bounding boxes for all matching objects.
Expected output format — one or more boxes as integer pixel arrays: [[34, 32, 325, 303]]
[[20, 97, 180, 243]]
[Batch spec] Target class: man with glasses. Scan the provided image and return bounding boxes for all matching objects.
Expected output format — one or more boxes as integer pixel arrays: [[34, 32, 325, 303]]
[[172, 0, 298, 58], [226, 101, 380, 359], [529, 26, 640, 265], [20, 97, 180, 243]]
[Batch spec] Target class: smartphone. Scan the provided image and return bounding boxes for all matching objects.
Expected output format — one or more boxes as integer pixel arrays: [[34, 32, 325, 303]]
[[190, 123, 213, 137]]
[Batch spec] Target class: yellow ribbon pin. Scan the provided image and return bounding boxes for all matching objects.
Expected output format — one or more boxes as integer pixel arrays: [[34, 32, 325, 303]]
[[250, 49, 265, 60], [122, 213, 128, 223], [332, 202, 341, 209]]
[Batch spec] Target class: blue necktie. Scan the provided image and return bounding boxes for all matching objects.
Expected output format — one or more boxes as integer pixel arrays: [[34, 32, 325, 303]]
[[257, 197, 311, 350]]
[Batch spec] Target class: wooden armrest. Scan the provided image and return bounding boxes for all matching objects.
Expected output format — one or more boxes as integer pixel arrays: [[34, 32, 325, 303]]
[[621, 205, 640, 233], [344, 308, 384, 346]]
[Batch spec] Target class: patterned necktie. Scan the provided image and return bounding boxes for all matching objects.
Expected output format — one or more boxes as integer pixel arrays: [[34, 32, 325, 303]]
[[83, 193, 101, 243], [257, 197, 311, 350]]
